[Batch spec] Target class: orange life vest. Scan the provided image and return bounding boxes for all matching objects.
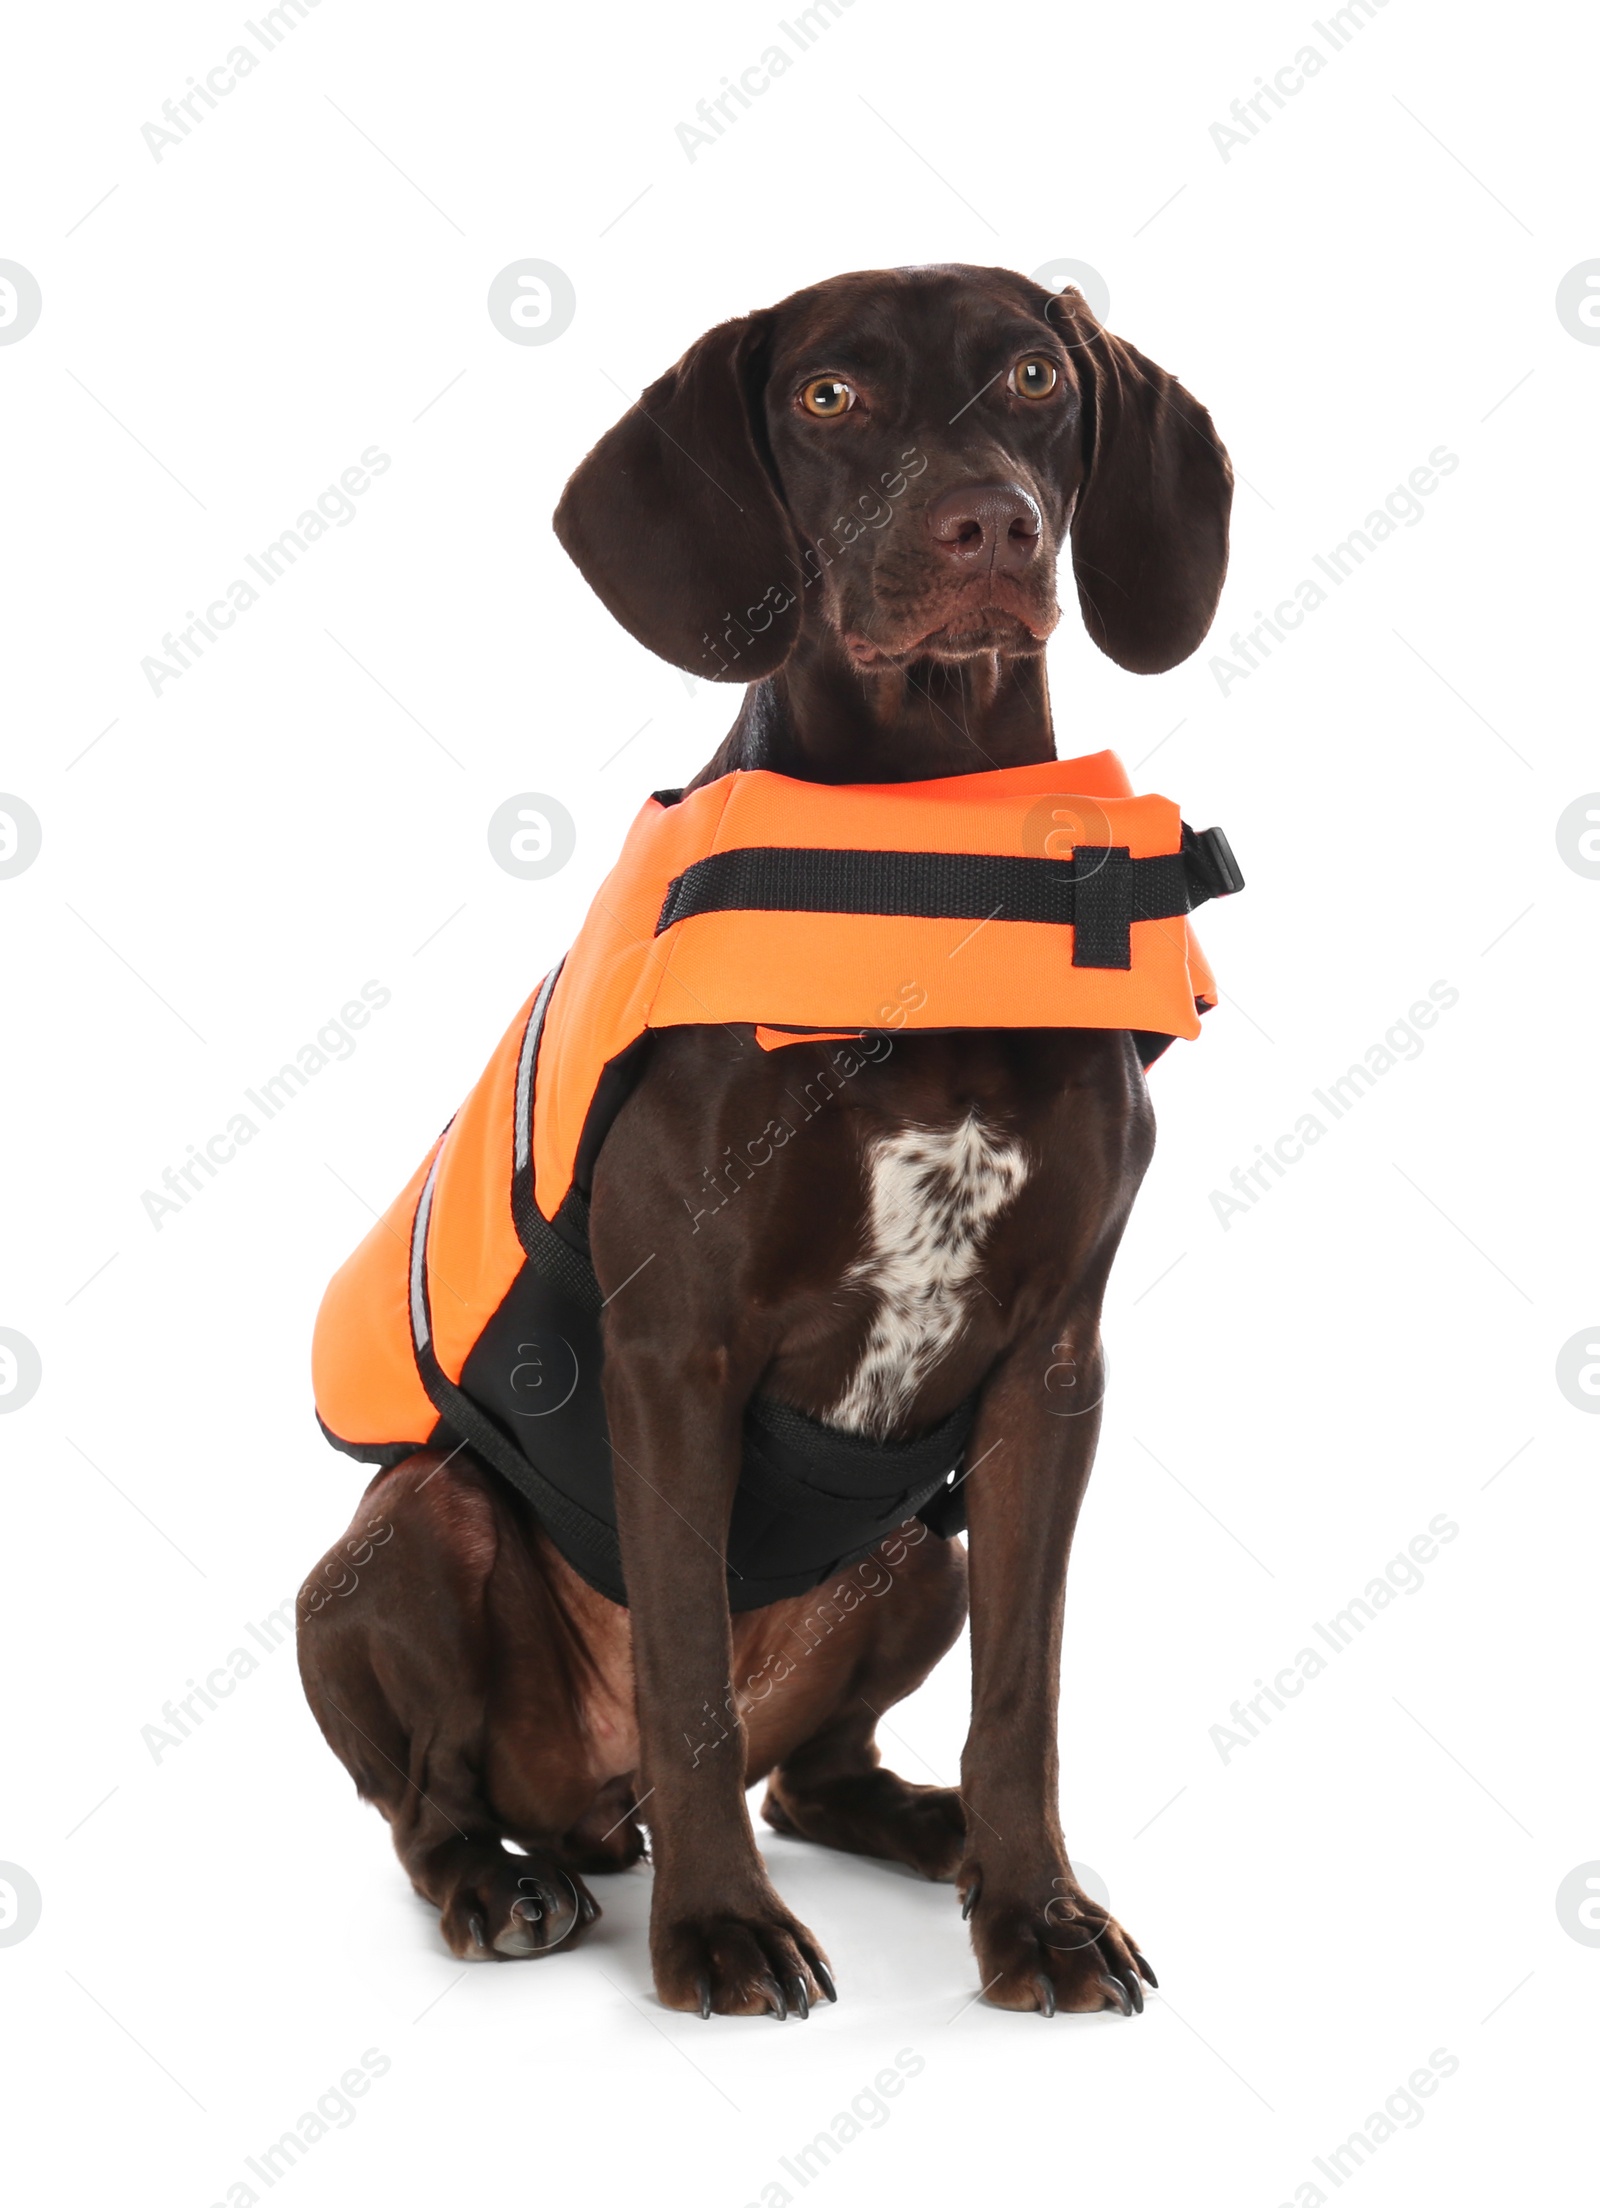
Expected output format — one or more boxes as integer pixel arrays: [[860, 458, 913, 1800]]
[[312, 750, 1241, 1607]]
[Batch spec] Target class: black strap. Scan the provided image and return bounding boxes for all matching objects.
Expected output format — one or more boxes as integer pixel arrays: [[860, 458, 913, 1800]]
[[739, 1392, 975, 1530], [414, 1344, 626, 1593], [655, 824, 1243, 971], [407, 1147, 624, 1589], [508, 962, 604, 1313], [1072, 847, 1133, 969]]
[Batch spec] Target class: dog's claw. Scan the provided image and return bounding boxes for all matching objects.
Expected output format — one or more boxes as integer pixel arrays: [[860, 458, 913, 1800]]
[[511, 1895, 542, 1923], [789, 1975, 810, 2020], [1035, 1972, 1057, 2018], [1095, 1941, 1143, 2014], [695, 1973, 712, 2020], [1101, 1975, 1133, 2016], [812, 1958, 837, 2004], [1132, 1949, 1158, 1989], [468, 1913, 486, 1952], [960, 1876, 982, 1921], [761, 1975, 788, 2021]]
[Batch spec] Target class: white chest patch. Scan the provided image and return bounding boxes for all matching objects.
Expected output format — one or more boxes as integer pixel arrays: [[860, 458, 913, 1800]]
[[827, 1115, 1029, 1438]]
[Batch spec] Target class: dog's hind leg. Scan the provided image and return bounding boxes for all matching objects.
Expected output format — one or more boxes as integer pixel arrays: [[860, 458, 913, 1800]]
[[297, 1451, 626, 1960], [755, 1523, 970, 1880]]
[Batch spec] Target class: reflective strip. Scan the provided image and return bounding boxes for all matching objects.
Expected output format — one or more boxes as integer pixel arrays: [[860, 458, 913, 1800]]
[[513, 961, 563, 1179], [408, 1147, 443, 1354]]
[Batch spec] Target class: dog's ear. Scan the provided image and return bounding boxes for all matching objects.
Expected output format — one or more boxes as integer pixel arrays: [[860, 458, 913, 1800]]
[[553, 313, 802, 682], [1052, 293, 1233, 675]]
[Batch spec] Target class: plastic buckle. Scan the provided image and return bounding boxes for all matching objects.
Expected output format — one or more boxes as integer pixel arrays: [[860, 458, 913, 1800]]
[[1182, 823, 1245, 903]]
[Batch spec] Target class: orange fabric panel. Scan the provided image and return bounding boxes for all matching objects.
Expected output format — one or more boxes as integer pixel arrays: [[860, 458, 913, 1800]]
[[653, 909, 1205, 1036], [699, 755, 1152, 860], [532, 753, 1213, 1220], [427, 989, 540, 1386], [1185, 920, 1218, 1010], [312, 1139, 440, 1447], [754, 1027, 861, 1050], [533, 780, 738, 1229]]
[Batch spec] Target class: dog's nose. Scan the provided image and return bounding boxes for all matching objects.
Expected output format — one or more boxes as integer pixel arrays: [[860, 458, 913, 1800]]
[[925, 482, 1042, 572]]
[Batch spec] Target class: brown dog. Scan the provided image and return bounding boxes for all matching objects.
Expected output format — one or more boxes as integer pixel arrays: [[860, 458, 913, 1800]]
[[298, 263, 1231, 2019]]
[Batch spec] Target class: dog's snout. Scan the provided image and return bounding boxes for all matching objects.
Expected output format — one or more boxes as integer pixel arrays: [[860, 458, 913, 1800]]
[[925, 481, 1042, 572]]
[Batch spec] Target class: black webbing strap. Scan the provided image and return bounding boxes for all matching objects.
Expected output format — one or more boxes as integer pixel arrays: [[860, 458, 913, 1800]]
[[508, 961, 604, 1313], [407, 1148, 624, 1589], [1071, 847, 1133, 969], [738, 1392, 975, 1533], [655, 824, 1243, 972], [414, 1343, 627, 1595]]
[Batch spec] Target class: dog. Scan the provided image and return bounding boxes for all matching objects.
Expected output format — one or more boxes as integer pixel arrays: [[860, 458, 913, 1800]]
[[298, 262, 1232, 2019]]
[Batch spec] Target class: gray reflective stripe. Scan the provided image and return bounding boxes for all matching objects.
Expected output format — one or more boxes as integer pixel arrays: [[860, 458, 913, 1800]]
[[409, 1148, 443, 1353], [513, 961, 563, 1178]]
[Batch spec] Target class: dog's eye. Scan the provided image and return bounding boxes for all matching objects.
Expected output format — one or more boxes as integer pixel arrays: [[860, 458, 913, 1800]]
[[1010, 356, 1059, 400], [799, 377, 856, 418]]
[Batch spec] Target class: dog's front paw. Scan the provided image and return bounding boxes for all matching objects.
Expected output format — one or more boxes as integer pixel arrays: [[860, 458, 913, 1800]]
[[437, 1850, 599, 1960], [652, 1891, 835, 2019], [959, 1863, 1153, 2016]]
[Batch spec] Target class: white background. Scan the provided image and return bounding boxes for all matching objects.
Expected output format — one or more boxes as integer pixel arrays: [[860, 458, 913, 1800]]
[[1, 1, 1595, 2201]]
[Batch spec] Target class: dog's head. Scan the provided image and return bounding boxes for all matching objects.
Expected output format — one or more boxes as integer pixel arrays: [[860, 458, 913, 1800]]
[[554, 264, 1231, 684]]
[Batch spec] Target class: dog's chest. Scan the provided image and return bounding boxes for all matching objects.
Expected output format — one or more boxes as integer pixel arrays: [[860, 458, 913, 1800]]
[[826, 1115, 1028, 1438]]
